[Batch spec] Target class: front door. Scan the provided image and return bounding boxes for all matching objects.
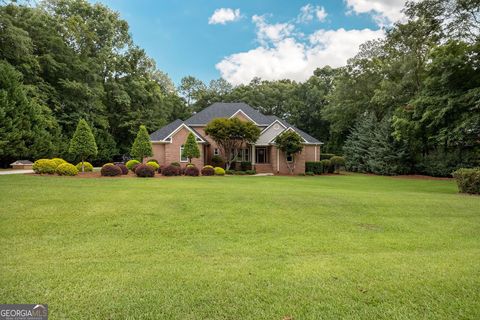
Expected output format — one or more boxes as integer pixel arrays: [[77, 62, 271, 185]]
[[256, 147, 267, 163]]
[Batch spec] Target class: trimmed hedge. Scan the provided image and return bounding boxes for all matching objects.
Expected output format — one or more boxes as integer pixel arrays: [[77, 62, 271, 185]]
[[51, 158, 67, 168], [33, 159, 57, 174], [185, 166, 199, 176], [225, 169, 235, 175], [330, 156, 345, 174], [320, 153, 335, 160], [245, 170, 256, 175], [146, 161, 160, 171], [126, 159, 140, 171], [135, 164, 155, 177], [76, 161, 93, 172], [211, 155, 224, 168], [305, 171, 315, 176], [101, 164, 122, 176], [452, 168, 480, 194], [170, 162, 180, 167], [240, 161, 252, 171], [201, 166, 215, 176], [117, 163, 129, 175], [162, 165, 180, 176], [234, 171, 246, 175], [306, 162, 323, 175], [321, 159, 333, 173], [56, 163, 78, 176], [147, 159, 159, 164], [214, 167, 225, 176]]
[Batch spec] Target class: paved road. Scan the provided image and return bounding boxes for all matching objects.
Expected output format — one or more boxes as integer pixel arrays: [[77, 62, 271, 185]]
[[0, 169, 33, 175]]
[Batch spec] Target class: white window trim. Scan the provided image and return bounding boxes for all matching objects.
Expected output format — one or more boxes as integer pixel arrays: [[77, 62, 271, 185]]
[[163, 123, 205, 143], [180, 145, 188, 162], [229, 109, 258, 125]]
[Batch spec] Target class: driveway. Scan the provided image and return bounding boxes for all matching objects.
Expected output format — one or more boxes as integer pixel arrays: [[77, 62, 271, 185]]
[[0, 169, 33, 175]]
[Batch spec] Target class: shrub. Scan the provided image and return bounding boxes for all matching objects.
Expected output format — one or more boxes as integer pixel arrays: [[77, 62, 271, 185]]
[[185, 166, 199, 176], [162, 165, 180, 176], [101, 164, 122, 176], [201, 166, 215, 176], [321, 159, 333, 173], [306, 161, 323, 175], [330, 156, 345, 174], [146, 161, 160, 171], [297, 173, 306, 176], [147, 159, 158, 164], [56, 163, 79, 176], [117, 163, 129, 175], [320, 153, 335, 160], [305, 171, 315, 176], [186, 163, 195, 168], [211, 155, 224, 168], [75, 161, 93, 172], [131, 163, 141, 173], [452, 168, 480, 194], [225, 169, 235, 175], [158, 165, 165, 174], [214, 167, 225, 176], [234, 171, 246, 175], [245, 170, 256, 175], [135, 164, 155, 177], [240, 161, 252, 171], [33, 159, 57, 174], [126, 159, 140, 171], [170, 162, 180, 167], [51, 158, 67, 168]]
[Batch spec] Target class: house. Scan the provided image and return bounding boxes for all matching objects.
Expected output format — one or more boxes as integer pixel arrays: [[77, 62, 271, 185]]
[[10, 160, 33, 170], [149, 102, 322, 174]]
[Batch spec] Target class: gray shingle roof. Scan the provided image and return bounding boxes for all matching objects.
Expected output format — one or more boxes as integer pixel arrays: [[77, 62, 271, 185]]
[[150, 103, 321, 144], [149, 119, 183, 141], [266, 115, 321, 144], [184, 102, 272, 125]]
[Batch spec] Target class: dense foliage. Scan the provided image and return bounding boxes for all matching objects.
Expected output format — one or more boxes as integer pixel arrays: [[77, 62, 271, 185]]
[[1, 0, 478, 175], [205, 117, 260, 170], [116, 163, 129, 175], [75, 161, 93, 172], [274, 131, 304, 174], [130, 125, 153, 162], [452, 168, 480, 194], [32, 159, 56, 174], [69, 119, 97, 172], [126, 159, 140, 171], [56, 163, 78, 176], [182, 132, 200, 163], [214, 167, 225, 176], [184, 166, 200, 176], [0, 0, 187, 166], [162, 165, 180, 176], [100, 164, 122, 176], [201, 166, 215, 176], [135, 164, 155, 177]]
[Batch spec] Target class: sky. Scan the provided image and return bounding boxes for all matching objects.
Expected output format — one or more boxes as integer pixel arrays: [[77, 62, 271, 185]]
[[94, 0, 409, 86]]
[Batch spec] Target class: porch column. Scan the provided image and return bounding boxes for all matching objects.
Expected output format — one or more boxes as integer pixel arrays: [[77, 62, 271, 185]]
[[252, 144, 256, 166]]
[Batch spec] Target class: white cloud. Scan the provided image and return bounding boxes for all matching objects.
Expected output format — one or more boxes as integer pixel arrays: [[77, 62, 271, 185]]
[[252, 15, 295, 45], [345, 0, 408, 26], [298, 4, 328, 23], [216, 27, 384, 85], [208, 8, 241, 25]]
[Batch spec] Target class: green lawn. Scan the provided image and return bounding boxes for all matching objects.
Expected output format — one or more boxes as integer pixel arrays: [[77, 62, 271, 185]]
[[0, 174, 479, 319]]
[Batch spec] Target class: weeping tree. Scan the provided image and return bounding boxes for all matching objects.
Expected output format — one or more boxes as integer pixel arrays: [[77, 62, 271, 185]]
[[204, 118, 260, 170], [182, 132, 200, 163], [274, 130, 304, 174], [69, 119, 98, 172], [131, 125, 153, 163]]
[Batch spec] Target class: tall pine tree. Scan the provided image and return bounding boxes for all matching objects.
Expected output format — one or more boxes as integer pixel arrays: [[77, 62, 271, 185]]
[[131, 125, 152, 163], [69, 119, 98, 172], [182, 132, 200, 163]]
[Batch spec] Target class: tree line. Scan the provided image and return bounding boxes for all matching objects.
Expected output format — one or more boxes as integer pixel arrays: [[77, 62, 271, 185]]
[[1, 0, 478, 175]]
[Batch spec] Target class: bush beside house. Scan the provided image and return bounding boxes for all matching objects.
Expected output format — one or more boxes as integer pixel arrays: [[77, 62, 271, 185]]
[[452, 168, 480, 194]]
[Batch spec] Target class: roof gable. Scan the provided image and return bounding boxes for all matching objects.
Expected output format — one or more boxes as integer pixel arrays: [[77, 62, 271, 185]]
[[184, 102, 271, 125]]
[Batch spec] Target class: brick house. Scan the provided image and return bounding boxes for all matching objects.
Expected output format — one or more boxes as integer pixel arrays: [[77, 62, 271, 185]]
[[149, 102, 322, 174]]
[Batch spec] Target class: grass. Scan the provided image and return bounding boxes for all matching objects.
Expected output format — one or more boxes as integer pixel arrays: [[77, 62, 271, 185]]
[[0, 173, 479, 319]]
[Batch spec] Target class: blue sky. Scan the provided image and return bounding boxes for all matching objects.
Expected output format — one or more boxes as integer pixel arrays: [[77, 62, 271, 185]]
[[94, 0, 406, 85]]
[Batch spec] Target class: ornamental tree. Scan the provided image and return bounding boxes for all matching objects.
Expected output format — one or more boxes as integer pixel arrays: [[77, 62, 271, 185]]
[[274, 130, 304, 174], [182, 132, 200, 163], [205, 118, 260, 170], [68, 119, 98, 172], [131, 125, 153, 163]]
